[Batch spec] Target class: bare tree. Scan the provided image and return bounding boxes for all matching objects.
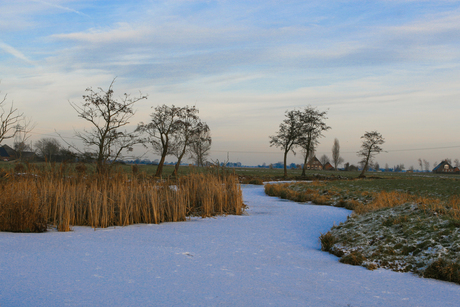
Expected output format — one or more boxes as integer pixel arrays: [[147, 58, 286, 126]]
[[418, 158, 423, 172], [394, 164, 405, 172], [301, 144, 316, 169], [357, 131, 385, 178], [0, 89, 23, 144], [319, 154, 330, 165], [423, 159, 430, 172], [331, 138, 344, 170], [269, 110, 303, 178], [69, 79, 147, 174], [189, 128, 212, 167], [170, 106, 209, 176], [298, 106, 330, 177], [35, 138, 61, 161], [13, 117, 36, 160], [454, 159, 460, 168], [137, 105, 186, 177]]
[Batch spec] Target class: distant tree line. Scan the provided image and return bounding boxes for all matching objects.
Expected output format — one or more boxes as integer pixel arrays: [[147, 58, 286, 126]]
[[0, 79, 213, 177]]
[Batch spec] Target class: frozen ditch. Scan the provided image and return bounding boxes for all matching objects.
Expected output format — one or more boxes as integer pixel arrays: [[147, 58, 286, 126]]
[[1, 184, 459, 306]]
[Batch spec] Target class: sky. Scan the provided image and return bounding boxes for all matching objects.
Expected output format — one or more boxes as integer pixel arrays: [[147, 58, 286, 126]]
[[1, 0, 460, 169]]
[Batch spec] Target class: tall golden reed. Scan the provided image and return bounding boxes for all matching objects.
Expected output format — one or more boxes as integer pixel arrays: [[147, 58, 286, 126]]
[[0, 168, 244, 232]]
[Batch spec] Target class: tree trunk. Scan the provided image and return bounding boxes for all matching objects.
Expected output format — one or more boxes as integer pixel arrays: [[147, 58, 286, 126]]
[[301, 147, 311, 177], [172, 146, 187, 177], [283, 150, 288, 178], [155, 147, 168, 177], [359, 149, 372, 178]]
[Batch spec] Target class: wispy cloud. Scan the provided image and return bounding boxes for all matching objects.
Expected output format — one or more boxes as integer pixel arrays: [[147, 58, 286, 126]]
[[0, 40, 34, 64], [31, 0, 90, 17]]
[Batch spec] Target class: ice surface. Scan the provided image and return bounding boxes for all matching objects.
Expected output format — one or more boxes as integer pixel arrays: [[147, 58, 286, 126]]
[[1, 184, 459, 306]]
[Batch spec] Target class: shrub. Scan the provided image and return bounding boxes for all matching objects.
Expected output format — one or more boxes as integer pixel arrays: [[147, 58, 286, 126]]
[[424, 258, 460, 284], [340, 251, 366, 266], [248, 178, 263, 185], [320, 232, 337, 251]]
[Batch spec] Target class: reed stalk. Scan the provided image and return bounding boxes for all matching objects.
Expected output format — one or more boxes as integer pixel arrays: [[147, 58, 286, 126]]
[[0, 168, 243, 232]]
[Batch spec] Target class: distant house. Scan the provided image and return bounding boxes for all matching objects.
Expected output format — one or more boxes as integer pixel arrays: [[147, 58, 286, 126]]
[[2, 145, 17, 160], [323, 162, 335, 171], [0, 145, 36, 162], [0, 147, 11, 161], [305, 156, 323, 170], [432, 160, 456, 174]]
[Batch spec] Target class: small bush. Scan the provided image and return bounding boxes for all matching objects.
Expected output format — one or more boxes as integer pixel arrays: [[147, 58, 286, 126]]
[[14, 163, 26, 173], [131, 164, 139, 176], [75, 163, 87, 176], [320, 232, 337, 251], [340, 251, 366, 266], [424, 258, 460, 284], [366, 263, 378, 270], [247, 178, 264, 185]]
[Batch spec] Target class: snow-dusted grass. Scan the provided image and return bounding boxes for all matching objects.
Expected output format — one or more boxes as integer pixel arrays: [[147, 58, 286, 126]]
[[2, 185, 460, 306], [266, 179, 460, 284], [328, 203, 460, 280]]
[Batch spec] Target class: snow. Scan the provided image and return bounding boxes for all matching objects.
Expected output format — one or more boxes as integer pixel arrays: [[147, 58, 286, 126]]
[[1, 184, 460, 306]]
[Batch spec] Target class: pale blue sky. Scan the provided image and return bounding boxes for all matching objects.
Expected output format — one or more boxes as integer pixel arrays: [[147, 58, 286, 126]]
[[1, 0, 460, 168]]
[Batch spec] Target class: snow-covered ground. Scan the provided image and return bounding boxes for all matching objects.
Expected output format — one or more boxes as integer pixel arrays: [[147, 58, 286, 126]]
[[1, 185, 460, 306]]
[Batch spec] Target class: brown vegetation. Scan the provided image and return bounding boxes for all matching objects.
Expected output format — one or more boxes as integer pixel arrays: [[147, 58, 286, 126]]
[[0, 166, 243, 232]]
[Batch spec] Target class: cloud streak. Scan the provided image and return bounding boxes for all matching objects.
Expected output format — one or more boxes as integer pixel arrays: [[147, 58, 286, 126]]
[[0, 40, 34, 65], [31, 0, 90, 17]]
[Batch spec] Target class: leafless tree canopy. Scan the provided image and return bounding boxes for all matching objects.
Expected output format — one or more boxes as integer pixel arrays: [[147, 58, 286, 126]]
[[298, 107, 330, 176], [170, 107, 209, 175], [423, 159, 430, 172], [189, 128, 212, 167], [357, 130, 385, 178], [270, 107, 330, 178], [137, 105, 186, 177], [269, 110, 303, 178], [0, 91, 24, 144], [35, 138, 61, 161], [331, 138, 344, 170], [320, 154, 330, 165], [454, 159, 460, 168], [13, 117, 36, 159], [70, 79, 147, 173]]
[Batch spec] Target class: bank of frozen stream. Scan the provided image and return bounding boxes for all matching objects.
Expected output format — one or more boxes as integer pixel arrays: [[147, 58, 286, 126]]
[[0, 184, 459, 306]]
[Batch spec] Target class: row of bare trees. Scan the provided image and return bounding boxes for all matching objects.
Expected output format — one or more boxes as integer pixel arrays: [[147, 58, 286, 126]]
[[269, 106, 331, 177], [67, 80, 212, 176], [269, 106, 385, 178], [0, 80, 211, 175]]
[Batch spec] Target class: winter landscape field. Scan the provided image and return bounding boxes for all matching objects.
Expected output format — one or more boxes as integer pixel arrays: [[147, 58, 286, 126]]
[[1, 184, 460, 307]]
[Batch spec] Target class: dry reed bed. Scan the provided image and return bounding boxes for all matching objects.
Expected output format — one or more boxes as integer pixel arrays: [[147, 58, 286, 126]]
[[0, 171, 244, 232], [264, 182, 460, 220]]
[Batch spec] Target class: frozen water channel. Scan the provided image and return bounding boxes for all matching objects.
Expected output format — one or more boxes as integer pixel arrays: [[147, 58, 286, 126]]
[[1, 184, 460, 306]]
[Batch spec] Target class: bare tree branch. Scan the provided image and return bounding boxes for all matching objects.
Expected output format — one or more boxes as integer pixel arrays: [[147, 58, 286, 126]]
[[70, 79, 147, 173]]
